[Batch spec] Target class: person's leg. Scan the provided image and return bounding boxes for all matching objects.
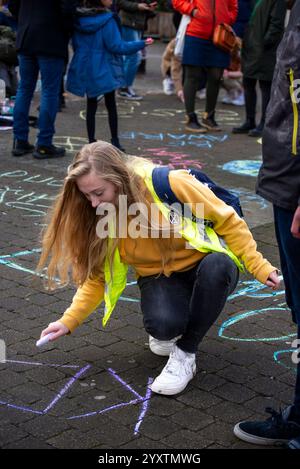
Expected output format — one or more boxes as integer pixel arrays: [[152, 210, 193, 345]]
[[273, 205, 300, 420], [204, 67, 224, 115], [13, 55, 39, 144], [233, 206, 300, 446], [104, 91, 118, 141], [177, 253, 239, 353], [258, 79, 272, 127], [232, 76, 256, 133], [86, 97, 98, 143], [36, 56, 65, 147], [184, 65, 207, 133], [138, 272, 191, 341], [121, 26, 142, 89]]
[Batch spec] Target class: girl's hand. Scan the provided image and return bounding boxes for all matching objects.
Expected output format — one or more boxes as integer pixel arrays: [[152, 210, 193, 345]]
[[40, 321, 69, 342], [145, 38, 154, 46], [265, 270, 280, 290]]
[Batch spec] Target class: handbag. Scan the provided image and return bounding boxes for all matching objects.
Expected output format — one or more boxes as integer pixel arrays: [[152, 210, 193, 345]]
[[174, 14, 191, 59], [212, 1, 237, 53]]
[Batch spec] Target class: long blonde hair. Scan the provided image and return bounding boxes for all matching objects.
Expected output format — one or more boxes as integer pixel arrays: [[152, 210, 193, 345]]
[[37, 141, 174, 288]]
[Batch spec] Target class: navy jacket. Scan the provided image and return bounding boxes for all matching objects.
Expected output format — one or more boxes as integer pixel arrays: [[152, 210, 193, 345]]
[[8, 0, 76, 59], [66, 11, 145, 97]]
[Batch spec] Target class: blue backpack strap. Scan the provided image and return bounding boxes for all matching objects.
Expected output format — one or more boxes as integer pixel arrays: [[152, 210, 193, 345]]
[[152, 166, 179, 206], [152, 166, 244, 219]]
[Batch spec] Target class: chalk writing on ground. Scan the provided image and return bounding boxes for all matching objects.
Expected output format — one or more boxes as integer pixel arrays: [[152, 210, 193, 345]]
[[0, 359, 152, 435]]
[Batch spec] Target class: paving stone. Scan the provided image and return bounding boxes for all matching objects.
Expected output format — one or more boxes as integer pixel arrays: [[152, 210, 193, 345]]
[[169, 407, 215, 431], [212, 382, 256, 404], [162, 430, 213, 449]]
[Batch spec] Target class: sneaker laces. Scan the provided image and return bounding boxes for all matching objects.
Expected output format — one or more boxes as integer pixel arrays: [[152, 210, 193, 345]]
[[164, 348, 194, 377], [265, 407, 298, 431]]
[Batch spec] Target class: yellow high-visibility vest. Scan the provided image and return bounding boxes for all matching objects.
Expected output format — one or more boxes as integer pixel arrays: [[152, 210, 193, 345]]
[[102, 166, 244, 327]]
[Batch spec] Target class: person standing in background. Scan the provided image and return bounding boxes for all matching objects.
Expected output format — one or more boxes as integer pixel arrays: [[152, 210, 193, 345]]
[[117, 0, 157, 100], [234, 0, 300, 449], [8, 0, 76, 159], [232, 0, 286, 137]]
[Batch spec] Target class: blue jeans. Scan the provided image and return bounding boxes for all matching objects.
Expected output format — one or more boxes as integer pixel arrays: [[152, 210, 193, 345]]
[[121, 26, 142, 88], [273, 205, 300, 414], [138, 253, 239, 353], [13, 55, 64, 146]]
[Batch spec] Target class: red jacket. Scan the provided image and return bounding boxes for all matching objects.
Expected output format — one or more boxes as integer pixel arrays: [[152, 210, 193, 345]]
[[173, 0, 238, 40]]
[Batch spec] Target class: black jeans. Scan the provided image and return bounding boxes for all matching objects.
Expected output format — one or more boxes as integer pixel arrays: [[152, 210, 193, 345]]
[[243, 77, 271, 126], [184, 65, 224, 116], [138, 253, 239, 353], [86, 90, 118, 143]]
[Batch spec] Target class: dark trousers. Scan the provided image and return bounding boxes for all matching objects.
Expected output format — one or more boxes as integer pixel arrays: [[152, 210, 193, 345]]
[[13, 54, 64, 146], [184, 65, 223, 116], [273, 205, 300, 413], [86, 91, 118, 143], [243, 77, 271, 126], [138, 253, 239, 354]]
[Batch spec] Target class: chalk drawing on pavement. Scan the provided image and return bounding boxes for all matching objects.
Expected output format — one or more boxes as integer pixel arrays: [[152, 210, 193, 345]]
[[273, 350, 297, 373], [218, 307, 296, 342], [0, 359, 152, 435], [221, 159, 262, 177]]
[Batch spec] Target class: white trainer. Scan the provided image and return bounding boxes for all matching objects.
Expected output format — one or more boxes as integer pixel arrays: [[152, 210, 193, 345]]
[[150, 345, 196, 395], [149, 335, 181, 356], [162, 77, 175, 95]]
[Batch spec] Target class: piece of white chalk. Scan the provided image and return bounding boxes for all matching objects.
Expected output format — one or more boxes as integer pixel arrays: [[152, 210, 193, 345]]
[[36, 333, 55, 348]]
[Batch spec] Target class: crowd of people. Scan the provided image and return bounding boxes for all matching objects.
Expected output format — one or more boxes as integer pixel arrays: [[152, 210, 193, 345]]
[[0, 0, 300, 450]]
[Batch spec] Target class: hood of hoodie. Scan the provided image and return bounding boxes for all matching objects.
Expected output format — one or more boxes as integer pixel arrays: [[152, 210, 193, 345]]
[[75, 8, 113, 34]]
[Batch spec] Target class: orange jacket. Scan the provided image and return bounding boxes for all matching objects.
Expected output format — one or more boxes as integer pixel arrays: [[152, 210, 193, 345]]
[[173, 0, 238, 40]]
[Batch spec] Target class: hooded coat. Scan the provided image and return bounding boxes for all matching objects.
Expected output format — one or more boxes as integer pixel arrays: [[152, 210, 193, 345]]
[[256, 0, 300, 210], [66, 10, 145, 98]]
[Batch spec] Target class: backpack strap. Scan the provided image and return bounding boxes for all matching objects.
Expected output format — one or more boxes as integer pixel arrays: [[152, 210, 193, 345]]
[[152, 166, 179, 206]]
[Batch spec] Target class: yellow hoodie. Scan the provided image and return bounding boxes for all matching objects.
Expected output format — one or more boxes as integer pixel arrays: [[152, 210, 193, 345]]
[[59, 169, 277, 333]]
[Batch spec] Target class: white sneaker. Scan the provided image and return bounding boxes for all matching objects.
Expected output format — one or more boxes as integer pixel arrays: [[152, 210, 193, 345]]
[[232, 93, 245, 106], [149, 335, 181, 356], [222, 94, 234, 104], [196, 89, 206, 100], [150, 345, 196, 395], [162, 77, 175, 95]]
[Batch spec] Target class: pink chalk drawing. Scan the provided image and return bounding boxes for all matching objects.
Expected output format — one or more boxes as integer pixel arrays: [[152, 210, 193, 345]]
[[0, 359, 153, 435], [144, 148, 204, 170]]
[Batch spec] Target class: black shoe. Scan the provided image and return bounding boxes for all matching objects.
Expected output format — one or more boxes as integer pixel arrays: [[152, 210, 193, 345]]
[[12, 140, 35, 157], [202, 112, 222, 132], [33, 145, 66, 159], [185, 113, 207, 133], [111, 138, 125, 152], [232, 121, 256, 134], [234, 406, 300, 446], [248, 123, 264, 138]]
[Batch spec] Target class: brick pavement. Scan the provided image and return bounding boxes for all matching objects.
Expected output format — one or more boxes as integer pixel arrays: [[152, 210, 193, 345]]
[[0, 42, 297, 449]]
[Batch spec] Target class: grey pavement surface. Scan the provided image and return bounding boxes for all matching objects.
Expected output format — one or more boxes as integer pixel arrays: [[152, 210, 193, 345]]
[[0, 41, 296, 450]]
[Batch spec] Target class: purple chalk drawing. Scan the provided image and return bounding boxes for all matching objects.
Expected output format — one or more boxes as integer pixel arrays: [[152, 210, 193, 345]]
[[145, 148, 204, 170], [0, 359, 152, 435]]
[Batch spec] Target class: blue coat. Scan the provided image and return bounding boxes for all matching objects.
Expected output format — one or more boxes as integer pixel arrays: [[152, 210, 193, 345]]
[[66, 11, 145, 97]]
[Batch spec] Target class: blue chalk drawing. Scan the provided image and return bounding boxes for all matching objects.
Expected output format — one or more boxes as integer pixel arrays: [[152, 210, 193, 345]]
[[219, 307, 296, 342], [273, 350, 297, 373], [221, 160, 262, 177]]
